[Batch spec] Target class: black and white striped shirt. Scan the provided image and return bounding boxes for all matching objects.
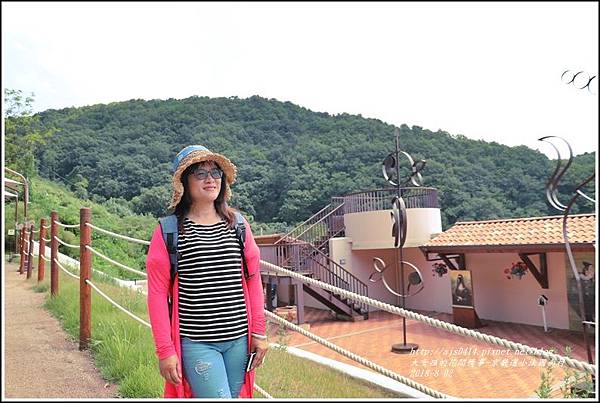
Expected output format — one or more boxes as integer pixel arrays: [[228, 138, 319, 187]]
[[177, 217, 248, 342]]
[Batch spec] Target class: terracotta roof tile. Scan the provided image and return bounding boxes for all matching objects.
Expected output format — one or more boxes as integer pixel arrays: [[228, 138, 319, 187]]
[[424, 214, 596, 247]]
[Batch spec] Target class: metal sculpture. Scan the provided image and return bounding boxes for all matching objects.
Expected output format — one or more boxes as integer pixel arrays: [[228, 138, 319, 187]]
[[539, 135, 595, 365], [369, 127, 426, 353], [561, 70, 597, 94]]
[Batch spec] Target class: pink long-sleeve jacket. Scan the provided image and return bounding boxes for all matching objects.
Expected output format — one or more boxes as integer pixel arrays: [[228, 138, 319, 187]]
[[146, 217, 266, 398]]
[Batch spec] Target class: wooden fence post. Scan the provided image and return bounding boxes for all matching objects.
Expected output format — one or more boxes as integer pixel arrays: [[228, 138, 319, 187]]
[[38, 218, 47, 282], [18, 226, 25, 273], [26, 224, 34, 279], [79, 207, 92, 350], [50, 211, 59, 296]]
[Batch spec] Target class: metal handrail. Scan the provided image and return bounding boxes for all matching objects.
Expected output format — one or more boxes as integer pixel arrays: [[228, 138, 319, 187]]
[[292, 203, 345, 243], [273, 241, 369, 313], [342, 187, 439, 213], [341, 186, 437, 197], [274, 203, 334, 245], [301, 243, 369, 313]]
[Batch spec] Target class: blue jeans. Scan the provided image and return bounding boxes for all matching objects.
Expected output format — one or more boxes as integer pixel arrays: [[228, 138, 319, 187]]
[[181, 335, 248, 398]]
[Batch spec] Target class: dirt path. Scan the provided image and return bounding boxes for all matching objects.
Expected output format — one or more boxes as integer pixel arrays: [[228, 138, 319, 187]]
[[3, 261, 119, 398]]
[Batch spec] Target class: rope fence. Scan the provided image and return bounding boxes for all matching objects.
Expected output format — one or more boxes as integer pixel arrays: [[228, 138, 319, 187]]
[[53, 236, 79, 249], [260, 261, 597, 375], [54, 258, 80, 280], [42, 237, 51, 243], [86, 279, 151, 328], [85, 223, 151, 246], [266, 311, 449, 398], [85, 245, 147, 277], [253, 384, 274, 399], [53, 220, 80, 229], [16, 204, 595, 399]]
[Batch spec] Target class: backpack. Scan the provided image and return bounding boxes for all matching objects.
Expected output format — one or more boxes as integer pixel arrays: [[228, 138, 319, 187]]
[[159, 212, 253, 320]]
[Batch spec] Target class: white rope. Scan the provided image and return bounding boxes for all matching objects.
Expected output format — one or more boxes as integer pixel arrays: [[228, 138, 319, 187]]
[[266, 311, 449, 399], [41, 255, 50, 262], [42, 237, 51, 243], [85, 245, 147, 277], [54, 258, 80, 279], [42, 224, 51, 229], [85, 223, 151, 246], [260, 260, 596, 374], [53, 236, 79, 249], [85, 280, 151, 328], [53, 220, 80, 229], [32, 229, 40, 233], [253, 384, 274, 399]]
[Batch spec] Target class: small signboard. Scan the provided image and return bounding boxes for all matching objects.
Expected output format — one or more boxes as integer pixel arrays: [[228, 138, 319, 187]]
[[8, 229, 15, 236]]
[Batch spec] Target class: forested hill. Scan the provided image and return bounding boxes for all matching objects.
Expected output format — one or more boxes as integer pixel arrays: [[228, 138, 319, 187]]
[[31, 95, 595, 229]]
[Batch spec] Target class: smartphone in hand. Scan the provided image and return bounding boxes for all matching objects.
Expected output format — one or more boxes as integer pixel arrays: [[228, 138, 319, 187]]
[[246, 352, 257, 372]]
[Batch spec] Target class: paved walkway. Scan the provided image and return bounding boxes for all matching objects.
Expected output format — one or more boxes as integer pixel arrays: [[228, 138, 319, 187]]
[[268, 307, 595, 399], [3, 261, 118, 398]]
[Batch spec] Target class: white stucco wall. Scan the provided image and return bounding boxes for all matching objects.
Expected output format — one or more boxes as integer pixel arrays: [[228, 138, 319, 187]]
[[344, 209, 442, 249], [329, 240, 580, 329]]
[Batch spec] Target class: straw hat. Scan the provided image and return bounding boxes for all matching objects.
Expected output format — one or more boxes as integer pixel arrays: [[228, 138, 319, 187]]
[[169, 145, 237, 209]]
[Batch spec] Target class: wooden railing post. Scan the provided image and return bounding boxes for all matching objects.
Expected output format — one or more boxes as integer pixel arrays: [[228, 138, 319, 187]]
[[18, 226, 25, 273], [79, 207, 92, 350], [38, 218, 47, 282], [26, 224, 34, 279], [50, 211, 59, 296]]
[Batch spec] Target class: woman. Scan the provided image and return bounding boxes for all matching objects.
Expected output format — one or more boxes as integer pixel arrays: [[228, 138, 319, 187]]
[[146, 145, 268, 398]]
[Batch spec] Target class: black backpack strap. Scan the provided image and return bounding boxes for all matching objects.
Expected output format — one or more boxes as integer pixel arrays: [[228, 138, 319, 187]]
[[234, 212, 253, 280], [159, 215, 179, 284], [159, 215, 179, 320]]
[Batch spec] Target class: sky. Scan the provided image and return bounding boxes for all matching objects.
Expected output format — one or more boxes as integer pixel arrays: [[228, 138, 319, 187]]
[[2, 2, 599, 159]]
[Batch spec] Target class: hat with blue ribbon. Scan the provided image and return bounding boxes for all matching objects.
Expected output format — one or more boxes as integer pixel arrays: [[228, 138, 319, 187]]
[[169, 145, 237, 208]]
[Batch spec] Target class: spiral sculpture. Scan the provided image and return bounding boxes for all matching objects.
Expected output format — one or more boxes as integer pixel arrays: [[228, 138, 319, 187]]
[[539, 135, 595, 365], [369, 127, 426, 352]]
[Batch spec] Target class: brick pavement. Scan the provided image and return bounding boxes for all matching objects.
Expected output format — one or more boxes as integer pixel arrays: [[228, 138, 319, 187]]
[[268, 308, 595, 399]]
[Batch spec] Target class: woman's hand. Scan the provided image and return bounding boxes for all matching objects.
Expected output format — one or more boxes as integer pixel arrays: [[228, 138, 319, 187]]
[[249, 337, 269, 371], [159, 354, 182, 385]]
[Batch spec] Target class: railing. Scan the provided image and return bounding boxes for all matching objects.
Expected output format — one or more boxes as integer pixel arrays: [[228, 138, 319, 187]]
[[275, 199, 345, 246], [14, 208, 272, 397], [341, 187, 439, 214], [260, 241, 369, 314], [13, 206, 595, 398]]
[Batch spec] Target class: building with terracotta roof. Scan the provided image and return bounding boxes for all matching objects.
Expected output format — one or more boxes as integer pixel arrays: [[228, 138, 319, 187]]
[[258, 188, 596, 332], [419, 214, 595, 330]]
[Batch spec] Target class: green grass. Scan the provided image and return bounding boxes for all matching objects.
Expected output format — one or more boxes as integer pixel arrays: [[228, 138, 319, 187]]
[[26, 258, 406, 398], [5, 175, 157, 281], [255, 347, 402, 398]]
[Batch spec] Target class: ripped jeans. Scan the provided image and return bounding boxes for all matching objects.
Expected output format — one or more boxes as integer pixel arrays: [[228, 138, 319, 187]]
[[181, 335, 248, 398]]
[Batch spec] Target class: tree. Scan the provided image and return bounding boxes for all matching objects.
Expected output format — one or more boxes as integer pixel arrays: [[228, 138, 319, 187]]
[[4, 89, 56, 177], [130, 185, 171, 217]]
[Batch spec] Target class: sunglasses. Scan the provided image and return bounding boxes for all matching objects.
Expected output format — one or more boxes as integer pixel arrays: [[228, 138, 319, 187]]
[[191, 167, 223, 180]]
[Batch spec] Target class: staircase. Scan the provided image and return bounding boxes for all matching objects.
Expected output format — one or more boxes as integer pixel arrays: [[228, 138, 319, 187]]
[[272, 197, 369, 319]]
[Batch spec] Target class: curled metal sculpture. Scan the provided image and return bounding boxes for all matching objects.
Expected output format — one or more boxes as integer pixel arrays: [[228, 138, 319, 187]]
[[561, 70, 597, 94], [370, 127, 426, 352], [369, 257, 424, 298], [539, 135, 596, 365]]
